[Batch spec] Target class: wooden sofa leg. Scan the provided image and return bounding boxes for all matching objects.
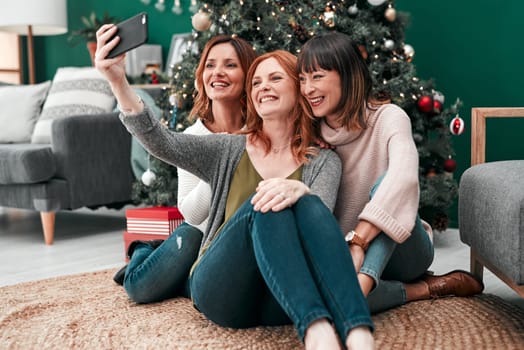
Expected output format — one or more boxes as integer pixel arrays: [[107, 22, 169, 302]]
[[40, 211, 56, 245], [470, 249, 484, 282]]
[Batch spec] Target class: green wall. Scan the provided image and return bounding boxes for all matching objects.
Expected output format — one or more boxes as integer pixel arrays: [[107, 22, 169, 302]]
[[396, 0, 524, 226], [36, 0, 193, 82], [34, 0, 524, 227]]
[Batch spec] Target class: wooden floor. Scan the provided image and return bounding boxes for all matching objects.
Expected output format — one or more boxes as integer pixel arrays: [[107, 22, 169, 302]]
[[1, 206, 523, 310]]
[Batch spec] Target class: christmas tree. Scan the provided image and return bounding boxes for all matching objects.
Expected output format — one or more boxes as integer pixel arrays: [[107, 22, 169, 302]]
[[134, 0, 463, 231]]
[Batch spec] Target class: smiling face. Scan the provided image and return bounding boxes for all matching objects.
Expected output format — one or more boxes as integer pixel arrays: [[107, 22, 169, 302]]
[[250, 57, 297, 120], [299, 68, 343, 124], [202, 42, 245, 102]]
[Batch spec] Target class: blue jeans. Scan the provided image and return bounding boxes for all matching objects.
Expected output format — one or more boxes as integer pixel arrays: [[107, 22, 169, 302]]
[[190, 195, 373, 342], [123, 222, 203, 303], [362, 177, 435, 313]]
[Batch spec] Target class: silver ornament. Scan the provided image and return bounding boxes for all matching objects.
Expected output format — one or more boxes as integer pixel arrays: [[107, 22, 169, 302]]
[[141, 169, 157, 186], [367, 0, 387, 6], [348, 4, 358, 15]]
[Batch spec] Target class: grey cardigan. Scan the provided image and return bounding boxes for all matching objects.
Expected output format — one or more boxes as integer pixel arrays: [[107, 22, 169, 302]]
[[121, 107, 342, 252]]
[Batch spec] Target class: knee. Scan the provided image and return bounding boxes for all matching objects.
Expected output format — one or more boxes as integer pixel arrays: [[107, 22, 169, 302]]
[[124, 281, 158, 304], [295, 194, 322, 209], [295, 194, 329, 217]]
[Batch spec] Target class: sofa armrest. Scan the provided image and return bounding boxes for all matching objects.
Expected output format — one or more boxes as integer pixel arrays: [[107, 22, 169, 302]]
[[51, 112, 134, 209]]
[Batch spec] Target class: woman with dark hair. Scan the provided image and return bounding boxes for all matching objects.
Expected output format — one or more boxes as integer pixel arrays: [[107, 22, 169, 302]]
[[298, 31, 483, 314], [111, 34, 256, 303], [96, 23, 374, 349]]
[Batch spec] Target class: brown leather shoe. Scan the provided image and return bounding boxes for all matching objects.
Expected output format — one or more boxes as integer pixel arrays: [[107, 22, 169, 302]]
[[422, 270, 484, 298]]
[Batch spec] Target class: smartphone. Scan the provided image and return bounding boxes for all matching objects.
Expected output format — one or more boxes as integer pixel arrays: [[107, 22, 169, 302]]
[[107, 12, 148, 59]]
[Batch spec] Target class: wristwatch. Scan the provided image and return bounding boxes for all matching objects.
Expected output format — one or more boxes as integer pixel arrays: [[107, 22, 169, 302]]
[[345, 230, 369, 251]]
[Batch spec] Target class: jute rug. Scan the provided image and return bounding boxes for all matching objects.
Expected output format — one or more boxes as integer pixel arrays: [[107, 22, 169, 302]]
[[1, 269, 523, 350]]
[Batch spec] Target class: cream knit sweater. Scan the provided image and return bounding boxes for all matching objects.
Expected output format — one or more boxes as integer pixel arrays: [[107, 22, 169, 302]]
[[321, 103, 429, 243], [177, 119, 212, 232]]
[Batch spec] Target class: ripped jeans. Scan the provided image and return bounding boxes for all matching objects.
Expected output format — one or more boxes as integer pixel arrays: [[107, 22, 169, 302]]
[[189, 195, 373, 342], [123, 222, 203, 303]]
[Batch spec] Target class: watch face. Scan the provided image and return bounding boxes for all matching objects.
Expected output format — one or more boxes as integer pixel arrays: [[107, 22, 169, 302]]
[[345, 231, 355, 242]]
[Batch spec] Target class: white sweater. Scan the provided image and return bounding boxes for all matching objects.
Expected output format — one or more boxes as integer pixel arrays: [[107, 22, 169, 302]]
[[177, 119, 212, 232]]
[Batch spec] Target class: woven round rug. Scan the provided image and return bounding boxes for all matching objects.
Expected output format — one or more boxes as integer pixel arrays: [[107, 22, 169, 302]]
[[1, 269, 523, 349]]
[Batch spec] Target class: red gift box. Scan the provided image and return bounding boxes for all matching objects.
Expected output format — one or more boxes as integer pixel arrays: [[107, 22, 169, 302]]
[[123, 206, 184, 261]]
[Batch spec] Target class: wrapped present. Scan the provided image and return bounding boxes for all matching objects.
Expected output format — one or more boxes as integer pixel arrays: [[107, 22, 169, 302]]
[[126, 206, 184, 235], [123, 206, 184, 261]]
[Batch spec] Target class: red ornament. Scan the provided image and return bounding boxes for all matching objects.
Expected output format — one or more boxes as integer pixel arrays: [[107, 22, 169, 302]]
[[443, 158, 457, 172], [417, 95, 433, 113], [449, 115, 465, 135], [433, 100, 442, 115]]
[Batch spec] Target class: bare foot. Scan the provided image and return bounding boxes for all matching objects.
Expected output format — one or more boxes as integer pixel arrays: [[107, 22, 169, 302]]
[[346, 326, 375, 350], [304, 319, 342, 350]]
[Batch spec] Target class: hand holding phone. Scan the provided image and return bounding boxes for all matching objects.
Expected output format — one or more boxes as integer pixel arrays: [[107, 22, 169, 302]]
[[107, 12, 148, 59]]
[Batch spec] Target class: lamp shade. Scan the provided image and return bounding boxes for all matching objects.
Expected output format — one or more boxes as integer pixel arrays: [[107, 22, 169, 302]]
[[0, 0, 67, 36]]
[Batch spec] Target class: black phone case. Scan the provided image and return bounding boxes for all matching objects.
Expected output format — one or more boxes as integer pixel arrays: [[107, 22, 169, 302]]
[[107, 12, 148, 59]]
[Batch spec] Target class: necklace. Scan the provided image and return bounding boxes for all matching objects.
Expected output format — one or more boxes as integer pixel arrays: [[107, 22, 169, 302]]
[[272, 143, 290, 154]]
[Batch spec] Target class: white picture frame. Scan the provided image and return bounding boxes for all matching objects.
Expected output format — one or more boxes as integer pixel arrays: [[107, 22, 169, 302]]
[[125, 44, 163, 77], [165, 33, 198, 73]]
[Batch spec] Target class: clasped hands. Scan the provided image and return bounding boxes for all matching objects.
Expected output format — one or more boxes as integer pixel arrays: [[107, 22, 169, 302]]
[[251, 178, 310, 213]]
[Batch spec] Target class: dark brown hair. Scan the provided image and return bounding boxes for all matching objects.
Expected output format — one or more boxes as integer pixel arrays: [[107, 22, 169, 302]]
[[298, 31, 387, 130]]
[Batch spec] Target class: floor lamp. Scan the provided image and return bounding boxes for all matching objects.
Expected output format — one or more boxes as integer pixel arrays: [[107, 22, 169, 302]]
[[0, 0, 67, 84]]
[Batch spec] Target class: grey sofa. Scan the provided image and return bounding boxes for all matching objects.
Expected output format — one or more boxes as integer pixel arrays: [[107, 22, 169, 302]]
[[459, 107, 524, 298], [0, 111, 134, 244]]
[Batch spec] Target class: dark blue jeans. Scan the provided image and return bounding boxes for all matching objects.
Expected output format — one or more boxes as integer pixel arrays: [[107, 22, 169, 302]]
[[123, 222, 203, 303], [190, 195, 373, 342]]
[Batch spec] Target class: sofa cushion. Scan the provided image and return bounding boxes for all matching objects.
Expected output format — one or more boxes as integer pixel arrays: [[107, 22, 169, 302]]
[[0, 144, 56, 184], [0, 81, 51, 143], [31, 67, 115, 144], [459, 160, 524, 284]]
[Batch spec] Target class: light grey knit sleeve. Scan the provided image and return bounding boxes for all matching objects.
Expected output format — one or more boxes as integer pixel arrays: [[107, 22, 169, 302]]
[[303, 149, 342, 211], [119, 106, 237, 183]]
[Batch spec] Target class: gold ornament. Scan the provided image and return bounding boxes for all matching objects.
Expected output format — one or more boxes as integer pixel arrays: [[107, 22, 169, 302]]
[[384, 7, 396, 22], [192, 11, 211, 32]]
